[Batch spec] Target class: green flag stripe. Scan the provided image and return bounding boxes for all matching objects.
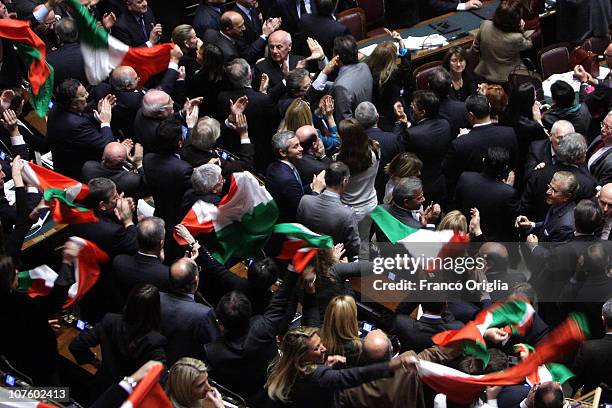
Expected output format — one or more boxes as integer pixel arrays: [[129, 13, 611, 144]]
[[546, 363, 574, 384], [488, 301, 529, 328], [44, 188, 90, 212], [370, 205, 418, 243], [273, 223, 333, 249], [65, 0, 109, 47], [17, 271, 32, 291], [14, 43, 53, 117]]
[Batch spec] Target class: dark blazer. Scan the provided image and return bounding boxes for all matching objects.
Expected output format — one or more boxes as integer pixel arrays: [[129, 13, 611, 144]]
[[572, 334, 612, 400], [366, 126, 404, 203], [384, 0, 420, 29], [229, 4, 263, 44], [133, 109, 163, 153], [81, 161, 148, 199], [70, 212, 139, 258], [202, 29, 267, 65], [371, 53, 411, 132], [268, 0, 307, 36], [295, 13, 350, 59], [520, 163, 597, 221], [69, 313, 167, 394], [253, 53, 304, 91], [112, 252, 170, 298], [295, 153, 331, 186], [418, 0, 459, 19], [111, 9, 156, 47], [438, 97, 468, 139], [193, 4, 223, 39], [586, 136, 612, 186], [442, 123, 518, 195], [180, 141, 255, 176], [160, 291, 221, 365], [404, 118, 452, 206], [524, 139, 554, 181], [531, 201, 576, 243], [394, 313, 464, 353], [542, 104, 592, 136], [455, 172, 520, 242], [508, 116, 548, 180], [266, 160, 310, 222], [47, 108, 115, 181], [143, 152, 193, 235], [47, 42, 88, 87]]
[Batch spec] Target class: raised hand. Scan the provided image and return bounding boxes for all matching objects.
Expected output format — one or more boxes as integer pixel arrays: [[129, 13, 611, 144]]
[[102, 12, 116, 30], [149, 23, 162, 45], [305, 37, 324, 61]]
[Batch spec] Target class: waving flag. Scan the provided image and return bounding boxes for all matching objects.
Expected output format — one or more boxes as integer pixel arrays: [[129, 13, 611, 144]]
[[0, 19, 53, 117], [65, 0, 173, 86], [175, 171, 278, 263], [120, 362, 172, 408], [513, 344, 574, 386], [271, 223, 334, 272]]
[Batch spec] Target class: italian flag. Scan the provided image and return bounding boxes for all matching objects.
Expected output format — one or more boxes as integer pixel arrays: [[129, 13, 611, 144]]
[[513, 344, 574, 386], [175, 171, 278, 263], [21, 162, 97, 224], [417, 313, 589, 405], [432, 299, 535, 366], [0, 19, 53, 117], [370, 205, 470, 264], [272, 223, 333, 272], [65, 0, 173, 86], [120, 362, 171, 408], [17, 237, 109, 309]]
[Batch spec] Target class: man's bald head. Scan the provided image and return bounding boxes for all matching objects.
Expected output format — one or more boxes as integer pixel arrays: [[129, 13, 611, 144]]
[[142, 89, 173, 118], [599, 183, 612, 218], [479, 242, 509, 273], [550, 120, 574, 151], [102, 142, 127, 168], [110, 66, 138, 91], [295, 125, 317, 143], [170, 258, 199, 294], [363, 329, 392, 363], [220, 11, 245, 39], [269, 30, 291, 46]]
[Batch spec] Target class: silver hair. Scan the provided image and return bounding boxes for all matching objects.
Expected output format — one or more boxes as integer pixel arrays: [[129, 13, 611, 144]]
[[192, 117, 221, 151], [141, 91, 167, 117], [550, 120, 575, 137], [552, 171, 578, 197], [191, 164, 222, 194], [555, 132, 587, 165], [226, 58, 252, 88], [392, 177, 422, 204], [603, 298, 612, 328], [271, 131, 295, 156], [355, 101, 379, 129]]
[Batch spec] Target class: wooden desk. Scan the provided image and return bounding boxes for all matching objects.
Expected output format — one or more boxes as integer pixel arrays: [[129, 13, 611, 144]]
[[22, 222, 68, 251], [56, 326, 100, 375]]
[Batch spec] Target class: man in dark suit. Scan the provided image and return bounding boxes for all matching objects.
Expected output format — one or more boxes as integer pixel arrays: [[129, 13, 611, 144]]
[[597, 183, 612, 239], [193, 0, 225, 38], [111, 0, 161, 47], [269, 0, 316, 37], [517, 171, 578, 243], [295, 0, 349, 59], [143, 119, 194, 242], [478, 242, 526, 301], [252, 30, 306, 91], [160, 257, 221, 365], [217, 59, 280, 173], [355, 102, 404, 203], [46, 18, 88, 88], [47, 79, 115, 181], [571, 299, 612, 402], [542, 80, 592, 136], [229, 0, 263, 44], [442, 94, 518, 196], [586, 111, 612, 186], [455, 147, 520, 242], [202, 11, 278, 64], [524, 119, 575, 181], [394, 302, 464, 353], [428, 67, 469, 139], [418, 0, 482, 20], [404, 91, 452, 207], [82, 141, 148, 199], [294, 125, 331, 185], [112, 216, 169, 300], [521, 132, 597, 221], [266, 130, 325, 222], [297, 162, 361, 260]]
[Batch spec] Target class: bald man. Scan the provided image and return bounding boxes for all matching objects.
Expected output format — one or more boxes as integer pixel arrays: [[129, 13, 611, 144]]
[[597, 183, 612, 239], [478, 242, 526, 301], [253, 30, 305, 90], [160, 257, 221, 365], [338, 330, 460, 408], [293, 125, 330, 185], [82, 141, 148, 199]]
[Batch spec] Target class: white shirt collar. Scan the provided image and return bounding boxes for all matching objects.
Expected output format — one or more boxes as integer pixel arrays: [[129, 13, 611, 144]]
[[472, 121, 492, 128], [280, 159, 295, 169]]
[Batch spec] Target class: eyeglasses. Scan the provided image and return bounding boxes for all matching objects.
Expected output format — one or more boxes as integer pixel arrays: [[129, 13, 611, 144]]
[[547, 183, 559, 193], [601, 122, 612, 131]]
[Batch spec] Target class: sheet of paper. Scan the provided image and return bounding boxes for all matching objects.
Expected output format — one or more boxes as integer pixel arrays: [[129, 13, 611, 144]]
[[359, 34, 449, 56], [543, 67, 611, 97]]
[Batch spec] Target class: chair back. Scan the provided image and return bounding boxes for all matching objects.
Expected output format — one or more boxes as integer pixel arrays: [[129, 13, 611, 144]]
[[413, 61, 443, 90], [337, 8, 367, 41], [537, 43, 570, 79]]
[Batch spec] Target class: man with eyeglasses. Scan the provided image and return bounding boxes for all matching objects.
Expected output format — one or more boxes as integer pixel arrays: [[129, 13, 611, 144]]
[[586, 111, 612, 185], [596, 183, 612, 239]]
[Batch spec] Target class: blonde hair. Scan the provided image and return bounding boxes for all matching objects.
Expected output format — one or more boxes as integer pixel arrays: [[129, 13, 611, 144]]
[[437, 210, 468, 232], [384, 152, 423, 181], [166, 357, 208, 408], [279, 98, 314, 132], [364, 41, 398, 88], [172, 24, 195, 50], [320, 296, 361, 359], [266, 326, 320, 403]]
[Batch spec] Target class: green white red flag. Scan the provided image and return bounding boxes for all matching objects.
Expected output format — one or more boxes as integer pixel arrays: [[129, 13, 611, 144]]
[[119, 362, 172, 408], [271, 223, 333, 272], [513, 344, 574, 386]]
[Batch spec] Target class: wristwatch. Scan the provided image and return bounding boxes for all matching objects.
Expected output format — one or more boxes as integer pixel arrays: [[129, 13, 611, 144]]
[[122, 376, 138, 389]]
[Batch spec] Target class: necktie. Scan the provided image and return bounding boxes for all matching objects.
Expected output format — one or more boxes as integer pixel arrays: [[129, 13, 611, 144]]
[[138, 16, 147, 41], [291, 166, 304, 192]]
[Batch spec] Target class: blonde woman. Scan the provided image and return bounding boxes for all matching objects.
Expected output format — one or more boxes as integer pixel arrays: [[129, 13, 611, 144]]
[[171, 24, 202, 79], [166, 357, 224, 408], [320, 295, 363, 368], [279, 97, 339, 152], [266, 326, 411, 408], [383, 152, 423, 205]]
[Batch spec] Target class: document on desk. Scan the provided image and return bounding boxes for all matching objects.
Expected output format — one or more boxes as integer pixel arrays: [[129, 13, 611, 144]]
[[543, 67, 611, 97], [359, 34, 449, 56]]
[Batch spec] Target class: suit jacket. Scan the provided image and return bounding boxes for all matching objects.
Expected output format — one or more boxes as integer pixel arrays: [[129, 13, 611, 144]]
[[520, 163, 597, 221], [229, 4, 263, 44], [297, 191, 361, 260], [70, 212, 138, 258], [572, 334, 612, 400], [542, 104, 592, 136], [47, 108, 115, 181], [418, 0, 458, 19], [143, 152, 193, 235], [112, 252, 169, 298], [193, 4, 223, 39], [438, 97, 468, 139], [455, 172, 520, 242], [394, 313, 464, 353], [366, 126, 404, 203], [111, 9, 156, 47], [586, 136, 612, 186], [180, 141, 255, 176], [268, 0, 303, 36], [217, 87, 279, 173], [442, 123, 518, 195], [133, 109, 164, 153], [295, 153, 331, 186], [160, 291, 220, 365], [524, 139, 554, 181], [331, 63, 374, 123], [252, 54, 303, 91], [81, 161, 148, 199], [404, 118, 452, 205], [295, 13, 350, 59], [266, 160, 310, 222], [472, 20, 533, 83], [202, 29, 267, 65], [47, 42, 88, 87], [532, 201, 576, 243], [385, 0, 420, 29]]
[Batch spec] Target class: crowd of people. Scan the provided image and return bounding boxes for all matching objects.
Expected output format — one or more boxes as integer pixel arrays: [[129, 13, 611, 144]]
[[0, 0, 612, 406]]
